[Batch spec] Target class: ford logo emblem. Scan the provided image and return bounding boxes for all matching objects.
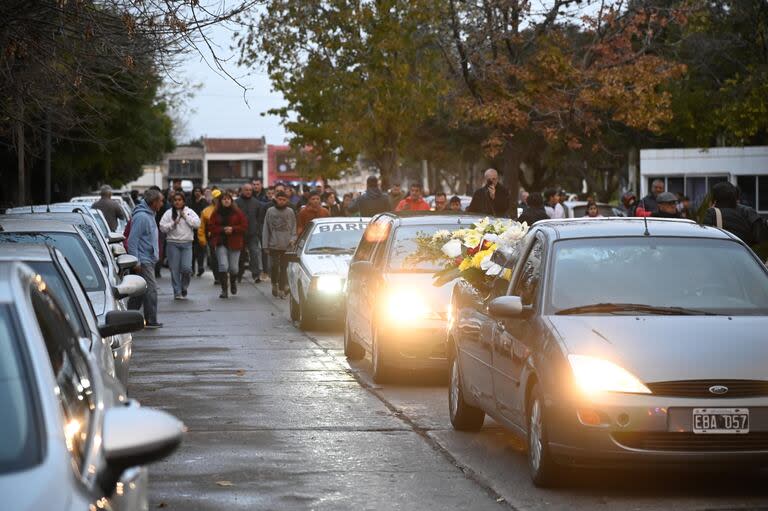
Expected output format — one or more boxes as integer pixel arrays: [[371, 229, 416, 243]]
[[709, 385, 729, 395]]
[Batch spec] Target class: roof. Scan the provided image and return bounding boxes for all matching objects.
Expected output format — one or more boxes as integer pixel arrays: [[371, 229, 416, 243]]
[[0, 244, 54, 262], [0, 218, 80, 233], [204, 137, 266, 154], [534, 218, 735, 241], [383, 213, 485, 226]]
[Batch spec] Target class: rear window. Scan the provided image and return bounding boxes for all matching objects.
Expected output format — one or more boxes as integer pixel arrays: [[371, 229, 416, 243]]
[[0, 306, 42, 474], [0, 233, 105, 291], [388, 225, 447, 272]]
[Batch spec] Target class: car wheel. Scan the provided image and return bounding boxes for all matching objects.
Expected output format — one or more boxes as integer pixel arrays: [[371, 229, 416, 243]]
[[298, 294, 315, 330], [289, 292, 300, 321], [448, 352, 484, 431], [528, 383, 560, 487], [371, 329, 392, 383], [344, 317, 364, 360]]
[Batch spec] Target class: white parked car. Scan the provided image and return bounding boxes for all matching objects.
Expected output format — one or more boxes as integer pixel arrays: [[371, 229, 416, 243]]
[[286, 217, 370, 329]]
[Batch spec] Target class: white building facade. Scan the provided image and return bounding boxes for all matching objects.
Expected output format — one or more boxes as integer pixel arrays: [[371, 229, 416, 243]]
[[640, 146, 768, 211]]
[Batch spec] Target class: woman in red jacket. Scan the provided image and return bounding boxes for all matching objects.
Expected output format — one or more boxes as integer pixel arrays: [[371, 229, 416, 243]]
[[208, 191, 248, 298]]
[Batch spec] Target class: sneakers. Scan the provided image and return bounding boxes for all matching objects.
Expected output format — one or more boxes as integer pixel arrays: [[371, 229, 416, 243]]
[[174, 295, 182, 300], [254, 276, 261, 284], [145, 322, 163, 329], [181, 289, 188, 298], [197, 269, 205, 277]]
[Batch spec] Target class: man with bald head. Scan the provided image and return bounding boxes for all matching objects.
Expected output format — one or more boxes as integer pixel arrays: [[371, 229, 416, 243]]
[[467, 168, 511, 217]]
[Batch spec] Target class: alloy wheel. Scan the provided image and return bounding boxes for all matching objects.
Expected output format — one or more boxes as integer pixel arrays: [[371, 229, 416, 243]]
[[529, 398, 543, 473]]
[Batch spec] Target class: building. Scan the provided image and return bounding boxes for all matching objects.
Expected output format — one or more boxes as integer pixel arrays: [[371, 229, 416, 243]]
[[125, 164, 165, 192], [640, 146, 768, 211], [267, 145, 302, 185], [203, 138, 267, 189], [166, 145, 205, 186]]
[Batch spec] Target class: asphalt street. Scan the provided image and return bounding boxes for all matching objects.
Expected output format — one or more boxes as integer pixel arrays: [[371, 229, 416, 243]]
[[132, 274, 768, 511]]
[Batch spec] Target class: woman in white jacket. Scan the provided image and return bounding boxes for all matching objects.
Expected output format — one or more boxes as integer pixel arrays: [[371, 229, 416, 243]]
[[160, 192, 201, 299]]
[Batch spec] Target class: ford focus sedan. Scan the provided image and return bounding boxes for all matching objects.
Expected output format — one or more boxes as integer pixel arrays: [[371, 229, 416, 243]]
[[448, 218, 768, 486]]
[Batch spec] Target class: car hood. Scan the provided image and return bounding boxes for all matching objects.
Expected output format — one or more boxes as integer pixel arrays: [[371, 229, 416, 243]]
[[87, 290, 107, 317], [384, 272, 454, 319], [549, 315, 768, 383], [302, 253, 354, 277]]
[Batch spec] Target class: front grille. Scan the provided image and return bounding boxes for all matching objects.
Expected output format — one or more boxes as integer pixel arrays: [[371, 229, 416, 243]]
[[646, 380, 768, 398], [613, 432, 768, 452]]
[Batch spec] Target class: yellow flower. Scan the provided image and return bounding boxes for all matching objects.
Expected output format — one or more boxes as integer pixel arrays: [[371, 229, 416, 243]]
[[471, 248, 494, 269], [502, 268, 513, 281], [459, 257, 473, 271], [462, 230, 482, 248]]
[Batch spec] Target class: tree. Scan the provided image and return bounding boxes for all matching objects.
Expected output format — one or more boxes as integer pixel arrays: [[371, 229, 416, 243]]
[[239, 0, 446, 186]]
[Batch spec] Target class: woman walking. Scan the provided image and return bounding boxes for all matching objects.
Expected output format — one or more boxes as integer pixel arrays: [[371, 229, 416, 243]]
[[159, 192, 201, 300], [209, 191, 248, 298]]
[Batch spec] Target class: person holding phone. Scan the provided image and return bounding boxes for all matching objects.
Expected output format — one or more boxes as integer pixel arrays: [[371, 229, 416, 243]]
[[467, 168, 511, 217]]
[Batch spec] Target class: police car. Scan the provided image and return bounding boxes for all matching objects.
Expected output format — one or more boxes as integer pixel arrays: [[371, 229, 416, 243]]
[[287, 217, 370, 329]]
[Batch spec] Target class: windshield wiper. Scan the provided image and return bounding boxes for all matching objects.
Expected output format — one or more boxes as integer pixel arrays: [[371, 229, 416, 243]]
[[306, 246, 352, 254], [555, 303, 717, 316]]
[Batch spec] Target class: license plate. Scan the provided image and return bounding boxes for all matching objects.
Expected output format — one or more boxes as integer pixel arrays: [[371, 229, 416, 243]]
[[692, 408, 749, 434]]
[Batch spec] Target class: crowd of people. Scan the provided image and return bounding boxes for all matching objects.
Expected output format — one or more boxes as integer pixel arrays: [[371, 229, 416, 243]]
[[118, 171, 768, 329]]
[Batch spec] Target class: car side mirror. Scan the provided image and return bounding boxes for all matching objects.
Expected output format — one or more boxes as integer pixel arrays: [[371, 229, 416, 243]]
[[112, 243, 127, 256], [108, 232, 125, 244], [99, 406, 184, 495], [285, 251, 300, 263], [99, 310, 145, 337], [114, 274, 146, 299], [349, 260, 374, 277], [115, 254, 139, 272], [489, 296, 524, 318]]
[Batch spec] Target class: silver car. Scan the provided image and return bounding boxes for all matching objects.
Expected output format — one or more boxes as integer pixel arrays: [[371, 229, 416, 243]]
[[0, 218, 143, 387], [286, 217, 370, 328], [448, 218, 768, 486], [0, 261, 182, 511]]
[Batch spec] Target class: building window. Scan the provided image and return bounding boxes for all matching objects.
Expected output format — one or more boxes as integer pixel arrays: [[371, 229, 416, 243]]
[[737, 175, 757, 209], [168, 159, 202, 177], [208, 160, 264, 182]]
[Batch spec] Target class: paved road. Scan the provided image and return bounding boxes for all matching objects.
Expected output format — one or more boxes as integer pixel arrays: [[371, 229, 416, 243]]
[[132, 274, 768, 510]]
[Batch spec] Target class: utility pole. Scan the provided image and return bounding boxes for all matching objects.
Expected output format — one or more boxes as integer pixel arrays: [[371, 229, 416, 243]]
[[45, 113, 52, 204], [16, 98, 25, 205]]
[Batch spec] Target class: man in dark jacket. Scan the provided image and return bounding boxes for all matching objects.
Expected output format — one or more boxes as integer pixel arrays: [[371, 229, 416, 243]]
[[517, 192, 550, 226], [703, 182, 767, 246], [467, 168, 511, 217], [637, 179, 665, 216], [349, 176, 390, 217], [91, 185, 126, 231], [651, 192, 681, 218], [236, 183, 264, 283]]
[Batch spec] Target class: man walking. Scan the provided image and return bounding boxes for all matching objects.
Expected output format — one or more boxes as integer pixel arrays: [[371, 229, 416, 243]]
[[127, 189, 164, 329], [349, 176, 391, 216], [236, 183, 264, 283], [651, 192, 681, 218], [91, 185, 125, 231], [637, 179, 665, 216], [252, 179, 268, 202], [395, 183, 430, 211], [467, 168, 510, 217], [297, 191, 330, 235], [263, 192, 296, 298]]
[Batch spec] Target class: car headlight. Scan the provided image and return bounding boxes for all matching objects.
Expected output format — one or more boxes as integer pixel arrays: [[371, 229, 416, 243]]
[[568, 354, 651, 395], [315, 275, 343, 294], [383, 288, 432, 322]]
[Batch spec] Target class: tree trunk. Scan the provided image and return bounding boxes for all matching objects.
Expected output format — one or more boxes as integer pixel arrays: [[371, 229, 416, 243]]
[[15, 102, 25, 205], [45, 113, 52, 204], [500, 143, 519, 219]]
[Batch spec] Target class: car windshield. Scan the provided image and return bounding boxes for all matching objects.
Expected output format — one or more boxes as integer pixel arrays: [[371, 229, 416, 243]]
[[389, 225, 449, 272], [76, 224, 108, 267], [305, 222, 367, 254], [25, 261, 85, 336], [0, 233, 105, 291], [548, 237, 768, 315], [0, 306, 42, 474]]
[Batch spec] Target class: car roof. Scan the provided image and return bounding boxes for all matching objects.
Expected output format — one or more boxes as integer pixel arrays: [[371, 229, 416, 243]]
[[0, 261, 32, 304], [381, 213, 485, 226], [0, 218, 80, 233], [311, 217, 371, 224], [1, 212, 88, 223], [533, 218, 735, 241], [0, 244, 55, 262]]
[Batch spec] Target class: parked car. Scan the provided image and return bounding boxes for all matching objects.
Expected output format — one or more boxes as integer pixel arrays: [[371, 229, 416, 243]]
[[447, 218, 768, 486], [286, 217, 370, 328], [5, 203, 113, 239], [70, 195, 132, 231], [344, 213, 483, 382], [0, 218, 144, 387], [0, 261, 182, 511]]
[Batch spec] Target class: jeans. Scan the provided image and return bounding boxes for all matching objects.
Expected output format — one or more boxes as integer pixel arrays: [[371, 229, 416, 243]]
[[216, 245, 241, 275], [166, 241, 193, 296], [239, 236, 262, 278], [128, 262, 158, 324], [269, 250, 288, 290], [207, 244, 219, 273]]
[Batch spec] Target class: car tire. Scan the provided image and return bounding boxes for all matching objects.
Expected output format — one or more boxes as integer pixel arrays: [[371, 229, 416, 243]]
[[298, 294, 315, 330], [448, 352, 485, 431], [344, 317, 364, 360], [527, 383, 560, 487], [289, 292, 300, 321], [371, 329, 393, 383]]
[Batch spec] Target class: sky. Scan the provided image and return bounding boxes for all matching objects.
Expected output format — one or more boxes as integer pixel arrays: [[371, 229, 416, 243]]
[[175, 22, 289, 145]]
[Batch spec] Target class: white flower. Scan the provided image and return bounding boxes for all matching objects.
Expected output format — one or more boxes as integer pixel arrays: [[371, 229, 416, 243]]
[[431, 230, 451, 242], [480, 253, 503, 276], [441, 238, 463, 258]]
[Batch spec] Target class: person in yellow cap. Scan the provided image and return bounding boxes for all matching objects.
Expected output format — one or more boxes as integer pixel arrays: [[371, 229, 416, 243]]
[[198, 188, 221, 283]]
